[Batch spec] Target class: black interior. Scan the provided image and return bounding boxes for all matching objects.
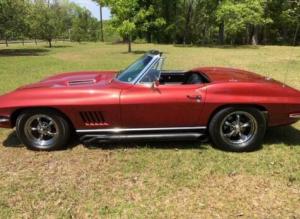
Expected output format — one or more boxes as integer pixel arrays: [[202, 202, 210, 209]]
[[159, 71, 209, 85]]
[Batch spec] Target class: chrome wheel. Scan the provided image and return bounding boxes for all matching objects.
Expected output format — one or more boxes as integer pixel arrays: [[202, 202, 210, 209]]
[[24, 114, 59, 148], [220, 111, 258, 147]]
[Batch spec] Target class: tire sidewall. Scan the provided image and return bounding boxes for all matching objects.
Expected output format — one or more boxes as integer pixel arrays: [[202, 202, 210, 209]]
[[16, 109, 71, 151], [209, 107, 266, 152]]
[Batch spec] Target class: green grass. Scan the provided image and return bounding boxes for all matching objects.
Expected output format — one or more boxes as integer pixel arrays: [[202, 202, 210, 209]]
[[0, 42, 300, 218]]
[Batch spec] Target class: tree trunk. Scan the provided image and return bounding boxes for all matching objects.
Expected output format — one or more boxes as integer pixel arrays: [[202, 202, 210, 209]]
[[283, 27, 288, 44], [22, 39, 24, 46], [35, 38, 37, 45], [246, 25, 251, 44], [48, 39, 52, 48], [262, 25, 267, 45], [293, 23, 299, 46], [99, 4, 104, 42], [218, 21, 225, 44], [251, 25, 258, 45], [128, 35, 132, 53], [173, 1, 178, 44], [183, 0, 194, 45], [146, 32, 152, 43], [5, 38, 8, 47]]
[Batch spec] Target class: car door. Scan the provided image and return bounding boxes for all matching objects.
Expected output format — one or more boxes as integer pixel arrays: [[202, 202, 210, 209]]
[[120, 83, 207, 128]]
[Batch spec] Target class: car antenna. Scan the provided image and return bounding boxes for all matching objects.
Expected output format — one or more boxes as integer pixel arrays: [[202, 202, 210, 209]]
[[283, 22, 299, 87]]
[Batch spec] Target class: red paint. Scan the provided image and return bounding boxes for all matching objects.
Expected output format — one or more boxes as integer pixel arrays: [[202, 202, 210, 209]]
[[0, 67, 300, 130]]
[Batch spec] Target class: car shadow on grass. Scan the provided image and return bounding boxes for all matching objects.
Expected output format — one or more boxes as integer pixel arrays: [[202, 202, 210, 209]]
[[2, 131, 208, 150], [0, 48, 50, 57], [84, 140, 208, 151], [2, 125, 300, 150], [2, 131, 22, 148], [264, 126, 300, 146], [2, 131, 78, 150]]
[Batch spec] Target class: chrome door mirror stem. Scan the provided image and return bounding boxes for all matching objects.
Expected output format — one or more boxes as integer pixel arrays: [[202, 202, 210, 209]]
[[151, 80, 160, 89]]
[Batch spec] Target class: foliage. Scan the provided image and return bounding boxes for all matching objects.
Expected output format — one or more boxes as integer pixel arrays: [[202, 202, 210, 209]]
[[0, 0, 300, 47], [28, 0, 63, 47], [216, 0, 272, 44], [0, 0, 30, 45], [105, 0, 299, 46], [108, 0, 165, 52], [91, 0, 108, 42], [70, 5, 99, 42], [0, 0, 103, 47]]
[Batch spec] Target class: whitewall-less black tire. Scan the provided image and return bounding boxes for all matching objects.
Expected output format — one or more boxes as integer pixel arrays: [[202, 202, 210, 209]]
[[209, 107, 267, 152], [16, 109, 71, 151]]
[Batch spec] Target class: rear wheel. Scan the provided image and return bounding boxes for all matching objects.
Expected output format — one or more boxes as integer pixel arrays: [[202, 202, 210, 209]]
[[209, 107, 266, 152], [16, 109, 71, 151]]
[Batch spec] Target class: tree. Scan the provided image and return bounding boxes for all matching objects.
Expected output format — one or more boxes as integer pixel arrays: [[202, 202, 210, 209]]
[[155, 0, 182, 43], [108, 0, 139, 52], [28, 0, 62, 47], [281, 0, 300, 45], [216, 0, 272, 45], [108, 0, 165, 52], [0, 0, 29, 47], [92, 0, 107, 42], [183, 0, 195, 45], [1, 0, 299, 47], [70, 6, 98, 43]]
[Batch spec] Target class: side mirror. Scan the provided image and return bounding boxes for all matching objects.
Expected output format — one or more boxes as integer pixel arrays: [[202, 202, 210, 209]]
[[151, 79, 160, 89]]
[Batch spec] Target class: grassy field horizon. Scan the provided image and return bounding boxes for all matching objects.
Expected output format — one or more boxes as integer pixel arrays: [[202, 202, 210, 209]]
[[0, 42, 299, 218]]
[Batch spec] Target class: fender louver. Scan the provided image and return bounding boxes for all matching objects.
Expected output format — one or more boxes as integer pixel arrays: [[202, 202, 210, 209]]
[[80, 111, 108, 126]]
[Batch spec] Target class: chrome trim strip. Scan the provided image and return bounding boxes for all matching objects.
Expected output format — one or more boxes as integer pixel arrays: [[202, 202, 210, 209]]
[[289, 114, 300, 119], [76, 126, 207, 133], [0, 118, 9, 123]]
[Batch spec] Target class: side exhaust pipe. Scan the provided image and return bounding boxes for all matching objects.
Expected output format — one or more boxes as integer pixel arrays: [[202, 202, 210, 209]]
[[80, 132, 204, 144]]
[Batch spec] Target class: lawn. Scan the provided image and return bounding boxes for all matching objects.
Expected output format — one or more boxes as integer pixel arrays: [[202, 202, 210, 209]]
[[0, 42, 300, 218]]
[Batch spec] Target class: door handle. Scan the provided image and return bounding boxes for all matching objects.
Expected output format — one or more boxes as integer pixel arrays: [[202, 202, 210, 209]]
[[187, 95, 202, 102]]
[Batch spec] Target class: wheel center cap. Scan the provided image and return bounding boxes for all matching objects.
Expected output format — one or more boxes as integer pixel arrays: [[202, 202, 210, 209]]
[[38, 125, 49, 134], [235, 124, 241, 132]]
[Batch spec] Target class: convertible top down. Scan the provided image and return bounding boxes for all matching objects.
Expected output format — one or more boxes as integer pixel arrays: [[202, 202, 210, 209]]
[[0, 50, 300, 151]]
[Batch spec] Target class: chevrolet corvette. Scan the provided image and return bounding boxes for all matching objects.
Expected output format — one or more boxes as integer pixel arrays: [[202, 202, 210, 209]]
[[0, 50, 300, 152]]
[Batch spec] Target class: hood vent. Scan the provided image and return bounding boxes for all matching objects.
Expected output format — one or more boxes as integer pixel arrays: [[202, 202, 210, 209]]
[[68, 79, 96, 86]]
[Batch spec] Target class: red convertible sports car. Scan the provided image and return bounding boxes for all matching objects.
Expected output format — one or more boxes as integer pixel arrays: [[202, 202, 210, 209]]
[[0, 50, 300, 152]]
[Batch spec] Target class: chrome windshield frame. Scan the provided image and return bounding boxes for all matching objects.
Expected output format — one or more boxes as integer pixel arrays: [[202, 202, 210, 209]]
[[114, 52, 162, 85], [135, 56, 165, 85], [134, 56, 164, 85]]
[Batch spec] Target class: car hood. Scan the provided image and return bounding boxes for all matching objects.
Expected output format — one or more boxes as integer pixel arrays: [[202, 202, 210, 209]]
[[18, 71, 118, 90]]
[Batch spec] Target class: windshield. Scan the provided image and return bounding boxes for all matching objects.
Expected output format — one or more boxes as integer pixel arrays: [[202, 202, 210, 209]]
[[116, 55, 153, 83]]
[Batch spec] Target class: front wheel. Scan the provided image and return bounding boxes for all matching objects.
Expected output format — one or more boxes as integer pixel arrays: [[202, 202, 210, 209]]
[[209, 107, 267, 152], [16, 109, 71, 151]]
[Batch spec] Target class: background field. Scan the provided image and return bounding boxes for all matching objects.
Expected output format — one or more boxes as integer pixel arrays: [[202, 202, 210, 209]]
[[0, 42, 300, 218]]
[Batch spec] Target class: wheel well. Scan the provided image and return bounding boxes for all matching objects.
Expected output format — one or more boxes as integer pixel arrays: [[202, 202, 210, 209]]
[[11, 107, 75, 131], [208, 104, 268, 126]]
